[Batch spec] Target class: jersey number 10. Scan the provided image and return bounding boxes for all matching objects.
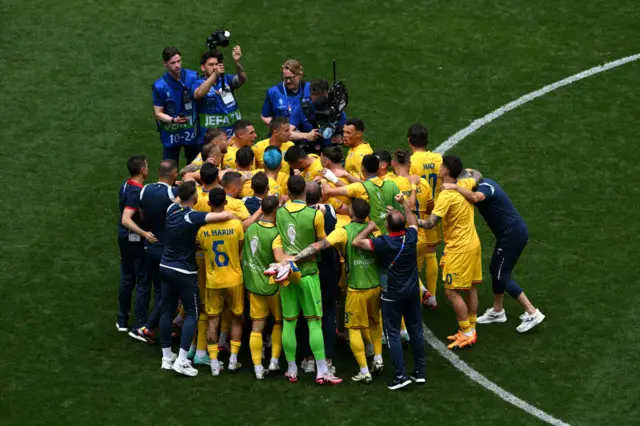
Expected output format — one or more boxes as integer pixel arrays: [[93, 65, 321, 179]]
[[423, 173, 437, 198]]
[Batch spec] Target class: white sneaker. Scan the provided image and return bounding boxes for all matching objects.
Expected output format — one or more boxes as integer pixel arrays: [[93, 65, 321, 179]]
[[351, 371, 372, 383], [370, 359, 384, 375], [161, 353, 177, 370], [328, 363, 336, 375], [516, 309, 545, 333], [228, 360, 242, 372], [172, 358, 198, 377], [254, 365, 265, 380], [116, 323, 128, 332], [301, 359, 316, 373], [268, 359, 280, 372], [477, 308, 507, 324], [211, 362, 224, 376]]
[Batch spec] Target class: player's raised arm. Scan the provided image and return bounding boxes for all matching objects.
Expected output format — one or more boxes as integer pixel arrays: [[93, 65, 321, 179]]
[[395, 193, 417, 230], [352, 221, 378, 252]]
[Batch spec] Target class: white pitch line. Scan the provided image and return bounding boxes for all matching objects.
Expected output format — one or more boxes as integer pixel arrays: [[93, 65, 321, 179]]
[[424, 53, 640, 425], [434, 53, 640, 154], [422, 325, 570, 426]]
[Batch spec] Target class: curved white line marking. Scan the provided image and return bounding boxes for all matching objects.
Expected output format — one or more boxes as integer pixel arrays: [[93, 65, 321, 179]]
[[435, 54, 640, 154], [422, 326, 570, 426], [425, 53, 640, 425]]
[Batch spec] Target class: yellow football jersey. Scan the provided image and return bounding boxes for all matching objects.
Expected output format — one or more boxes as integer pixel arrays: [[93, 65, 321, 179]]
[[432, 187, 480, 253], [301, 155, 323, 182], [193, 186, 213, 212], [410, 151, 443, 199], [253, 139, 294, 176], [196, 219, 244, 289], [326, 175, 352, 207], [236, 168, 264, 198], [222, 145, 239, 170], [191, 153, 204, 167], [345, 142, 373, 179], [268, 172, 290, 198], [390, 176, 433, 243], [344, 176, 385, 201], [225, 195, 250, 221]]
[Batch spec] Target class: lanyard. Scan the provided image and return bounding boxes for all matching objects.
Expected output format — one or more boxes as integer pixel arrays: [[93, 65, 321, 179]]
[[388, 235, 405, 270], [282, 82, 293, 116]]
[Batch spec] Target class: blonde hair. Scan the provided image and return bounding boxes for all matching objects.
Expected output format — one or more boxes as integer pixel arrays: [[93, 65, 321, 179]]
[[282, 59, 303, 75]]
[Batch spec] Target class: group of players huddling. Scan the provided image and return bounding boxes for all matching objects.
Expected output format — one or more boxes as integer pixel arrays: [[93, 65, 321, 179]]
[[116, 44, 545, 389]]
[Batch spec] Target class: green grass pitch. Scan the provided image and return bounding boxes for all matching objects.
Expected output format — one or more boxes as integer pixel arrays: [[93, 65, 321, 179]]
[[1, 0, 639, 424]]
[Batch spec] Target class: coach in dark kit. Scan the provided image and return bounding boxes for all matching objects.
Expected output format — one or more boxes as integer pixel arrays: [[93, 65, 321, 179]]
[[117, 155, 156, 332], [353, 193, 425, 391], [128, 160, 179, 343], [443, 174, 545, 333]]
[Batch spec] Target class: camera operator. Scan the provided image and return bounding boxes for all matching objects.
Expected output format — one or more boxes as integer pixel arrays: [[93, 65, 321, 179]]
[[295, 79, 347, 150], [260, 59, 319, 142], [152, 47, 200, 165], [193, 47, 247, 141]]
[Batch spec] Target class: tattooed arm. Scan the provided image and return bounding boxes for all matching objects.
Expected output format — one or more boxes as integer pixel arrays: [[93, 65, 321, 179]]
[[291, 239, 331, 263], [417, 213, 441, 230]]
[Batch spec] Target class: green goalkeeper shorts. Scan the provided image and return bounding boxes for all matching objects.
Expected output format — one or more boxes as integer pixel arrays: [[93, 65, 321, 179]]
[[280, 273, 322, 320]]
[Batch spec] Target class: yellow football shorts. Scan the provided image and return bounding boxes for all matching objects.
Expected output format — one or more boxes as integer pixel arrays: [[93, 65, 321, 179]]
[[441, 246, 482, 290], [205, 284, 244, 316], [344, 287, 381, 329], [249, 292, 282, 321]]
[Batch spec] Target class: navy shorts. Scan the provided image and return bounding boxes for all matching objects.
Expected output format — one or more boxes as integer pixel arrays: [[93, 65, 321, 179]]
[[490, 220, 528, 281]]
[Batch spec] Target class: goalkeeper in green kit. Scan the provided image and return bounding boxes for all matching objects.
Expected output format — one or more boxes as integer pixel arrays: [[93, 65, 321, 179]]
[[275, 176, 342, 385]]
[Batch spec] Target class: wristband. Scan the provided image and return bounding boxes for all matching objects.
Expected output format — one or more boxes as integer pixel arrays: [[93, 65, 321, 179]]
[[411, 184, 417, 191], [323, 169, 339, 184], [171, 117, 176, 124]]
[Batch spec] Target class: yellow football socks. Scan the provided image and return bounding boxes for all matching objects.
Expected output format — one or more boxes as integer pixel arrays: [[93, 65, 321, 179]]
[[469, 314, 477, 331], [458, 319, 472, 334], [230, 340, 241, 355], [196, 313, 208, 352], [426, 253, 438, 296], [249, 332, 263, 366], [207, 343, 219, 360], [369, 322, 383, 355], [348, 329, 367, 369], [271, 323, 283, 359]]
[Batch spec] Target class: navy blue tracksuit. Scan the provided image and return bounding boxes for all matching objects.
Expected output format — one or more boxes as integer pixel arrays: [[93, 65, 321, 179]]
[[371, 227, 425, 380], [475, 178, 528, 299], [117, 179, 148, 328], [139, 182, 177, 328]]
